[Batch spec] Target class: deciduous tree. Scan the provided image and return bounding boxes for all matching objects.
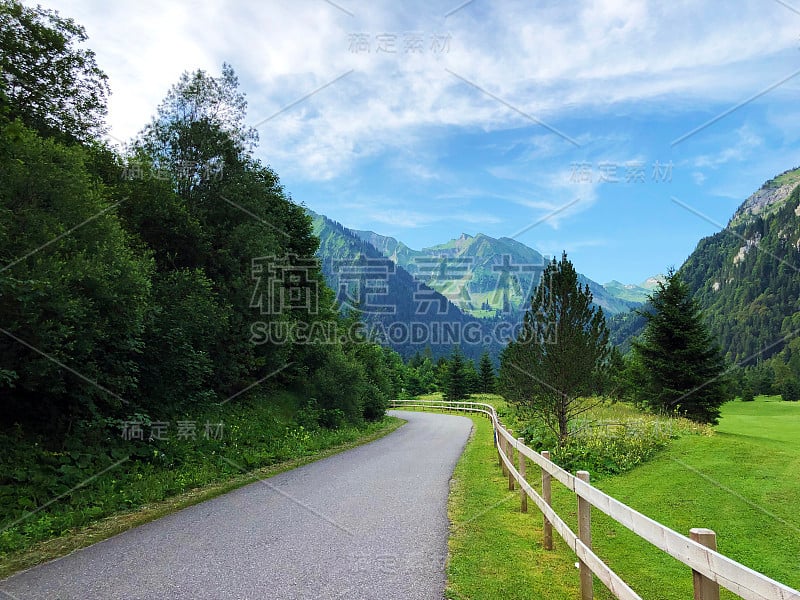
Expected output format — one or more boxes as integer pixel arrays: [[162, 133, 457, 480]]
[[0, 0, 109, 142]]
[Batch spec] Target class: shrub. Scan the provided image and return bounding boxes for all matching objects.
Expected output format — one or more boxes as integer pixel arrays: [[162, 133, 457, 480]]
[[519, 412, 708, 476], [740, 384, 755, 402], [780, 379, 800, 402]]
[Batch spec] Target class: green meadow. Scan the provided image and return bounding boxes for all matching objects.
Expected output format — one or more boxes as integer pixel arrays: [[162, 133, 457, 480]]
[[442, 395, 800, 599]]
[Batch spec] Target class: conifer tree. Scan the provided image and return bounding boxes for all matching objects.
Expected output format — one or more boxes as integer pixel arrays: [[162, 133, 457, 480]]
[[478, 351, 496, 393], [444, 346, 470, 402], [631, 269, 727, 423], [499, 252, 610, 443]]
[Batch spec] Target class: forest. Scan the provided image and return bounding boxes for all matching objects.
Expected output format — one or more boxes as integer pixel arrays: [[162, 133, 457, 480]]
[[0, 0, 403, 555]]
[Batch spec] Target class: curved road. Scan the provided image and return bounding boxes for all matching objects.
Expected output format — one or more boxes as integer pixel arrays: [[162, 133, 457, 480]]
[[1, 411, 472, 600]]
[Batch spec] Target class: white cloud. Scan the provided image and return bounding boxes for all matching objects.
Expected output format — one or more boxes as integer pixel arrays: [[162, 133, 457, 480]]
[[692, 126, 764, 168], [35, 0, 800, 176], [483, 162, 604, 229]]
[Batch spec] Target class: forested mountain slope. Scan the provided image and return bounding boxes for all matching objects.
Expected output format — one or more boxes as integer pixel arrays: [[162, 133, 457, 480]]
[[610, 168, 800, 367], [680, 168, 800, 364], [310, 211, 506, 361]]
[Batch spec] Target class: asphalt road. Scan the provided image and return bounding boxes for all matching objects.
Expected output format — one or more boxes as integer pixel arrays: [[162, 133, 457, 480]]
[[1, 410, 473, 600]]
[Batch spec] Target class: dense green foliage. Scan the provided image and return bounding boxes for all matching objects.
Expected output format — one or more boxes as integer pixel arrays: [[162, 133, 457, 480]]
[[403, 350, 438, 396], [0, 0, 109, 142], [0, 120, 153, 428], [607, 306, 648, 353], [401, 347, 489, 399], [630, 270, 727, 424], [499, 252, 611, 442], [0, 1, 402, 556]]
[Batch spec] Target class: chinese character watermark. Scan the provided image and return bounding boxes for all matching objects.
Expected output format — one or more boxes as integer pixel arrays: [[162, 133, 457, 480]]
[[347, 32, 452, 54], [568, 160, 672, 184], [251, 254, 320, 315], [413, 256, 473, 314], [122, 160, 224, 182], [332, 255, 396, 315], [120, 420, 224, 441]]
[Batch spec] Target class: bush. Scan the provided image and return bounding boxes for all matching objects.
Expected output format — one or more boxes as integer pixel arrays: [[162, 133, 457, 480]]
[[780, 379, 800, 402], [519, 413, 708, 476], [740, 384, 755, 402], [550, 421, 673, 475], [362, 385, 388, 422]]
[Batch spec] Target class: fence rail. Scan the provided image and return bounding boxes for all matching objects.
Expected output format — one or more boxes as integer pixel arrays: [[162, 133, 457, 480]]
[[389, 398, 800, 600]]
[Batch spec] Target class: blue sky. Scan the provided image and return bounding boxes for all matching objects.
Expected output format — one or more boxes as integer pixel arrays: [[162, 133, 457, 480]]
[[37, 0, 800, 284]]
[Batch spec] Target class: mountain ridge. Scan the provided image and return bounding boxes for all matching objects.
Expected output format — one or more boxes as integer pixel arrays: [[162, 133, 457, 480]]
[[308, 209, 507, 361], [350, 229, 638, 316]]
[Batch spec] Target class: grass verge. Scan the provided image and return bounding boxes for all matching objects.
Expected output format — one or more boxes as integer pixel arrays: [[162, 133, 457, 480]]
[[445, 413, 584, 599], [0, 415, 404, 579]]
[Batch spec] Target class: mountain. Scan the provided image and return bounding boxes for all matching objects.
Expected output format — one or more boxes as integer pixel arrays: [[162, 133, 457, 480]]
[[609, 167, 800, 364], [352, 231, 638, 317], [728, 168, 800, 227], [603, 276, 664, 304], [314, 211, 648, 361], [640, 276, 665, 290], [352, 229, 421, 267], [680, 167, 800, 364], [308, 210, 507, 361]]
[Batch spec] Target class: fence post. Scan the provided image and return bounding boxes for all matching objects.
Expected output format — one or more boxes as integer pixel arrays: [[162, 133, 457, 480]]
[[518, 437, 527, 512], [576, 470, 593, 600], [507, 429, 515, 491], [541, 451, 553, 550], [690, 529, 720, 600], [496, 425, 503, 468], [500, 426, 509, 476]]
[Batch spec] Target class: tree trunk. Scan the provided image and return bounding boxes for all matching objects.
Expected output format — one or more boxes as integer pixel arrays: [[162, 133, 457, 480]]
[[557, 406, 569, 444]]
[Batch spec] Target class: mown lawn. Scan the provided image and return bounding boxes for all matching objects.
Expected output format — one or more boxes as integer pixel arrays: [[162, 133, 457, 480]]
[[593, 396, 800, 599], [443, 395, 800, 599]]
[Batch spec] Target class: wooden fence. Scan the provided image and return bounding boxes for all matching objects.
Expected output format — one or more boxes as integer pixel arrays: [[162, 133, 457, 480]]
[[389, 399, 800, 600]]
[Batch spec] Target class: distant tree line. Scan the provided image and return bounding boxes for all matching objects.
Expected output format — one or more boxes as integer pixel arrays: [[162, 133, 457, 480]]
[[401, 347, 496, 400]]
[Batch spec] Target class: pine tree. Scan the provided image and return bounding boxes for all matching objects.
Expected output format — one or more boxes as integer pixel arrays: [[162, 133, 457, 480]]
[[478, 351, 496, 393], [463, 359, 480, 394], [780, 379, 800, 402], [631, 269, 727, 423], [499, 252, 610, 443], [444, 346, 470, 402]]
